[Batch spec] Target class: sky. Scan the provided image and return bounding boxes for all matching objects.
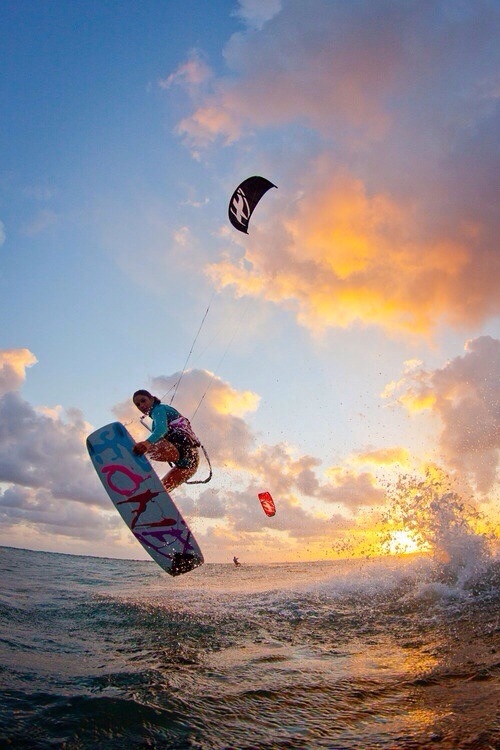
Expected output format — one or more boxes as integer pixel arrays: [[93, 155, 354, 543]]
[[1, 0, 499, 565]]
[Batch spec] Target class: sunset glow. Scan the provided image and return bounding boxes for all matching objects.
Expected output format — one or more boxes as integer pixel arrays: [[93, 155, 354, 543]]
[[0, 1, 498, 564]]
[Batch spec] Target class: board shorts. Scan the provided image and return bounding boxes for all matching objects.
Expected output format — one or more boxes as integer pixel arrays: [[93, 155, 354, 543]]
[[168, 430, 200, 471], [149, 417, 200, 471], [167, 417, 201, 471]]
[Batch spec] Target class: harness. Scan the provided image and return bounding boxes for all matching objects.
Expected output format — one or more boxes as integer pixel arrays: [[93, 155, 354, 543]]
[[184, 444, 212, 485], [142, 413, 212, 485], [169, 416, 212, 484]]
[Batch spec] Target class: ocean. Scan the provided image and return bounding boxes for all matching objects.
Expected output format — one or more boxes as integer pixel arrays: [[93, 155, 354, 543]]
[[1, 533, 498, 750]]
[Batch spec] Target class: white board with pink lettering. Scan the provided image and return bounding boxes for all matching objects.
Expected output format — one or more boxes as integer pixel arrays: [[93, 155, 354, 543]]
[[87, 422, 204, 576]]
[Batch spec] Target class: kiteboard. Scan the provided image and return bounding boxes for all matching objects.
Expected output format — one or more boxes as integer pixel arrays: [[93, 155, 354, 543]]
[[87, 422, 204, 576]]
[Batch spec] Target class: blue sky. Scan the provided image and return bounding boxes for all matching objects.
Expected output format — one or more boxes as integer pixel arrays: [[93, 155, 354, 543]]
[[1, 0, 499, 564]]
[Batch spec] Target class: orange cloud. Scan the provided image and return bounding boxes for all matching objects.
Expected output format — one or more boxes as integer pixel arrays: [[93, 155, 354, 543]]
[[386, 336, 500, 493], [169, 3, 499, 337], [354, 447, 412, 467], [396, 390, 437, 414], [208, 167, 484, 337], [159, 52, 211, 90], [209, 381, 260, 417], [0, 348, 38, 396]]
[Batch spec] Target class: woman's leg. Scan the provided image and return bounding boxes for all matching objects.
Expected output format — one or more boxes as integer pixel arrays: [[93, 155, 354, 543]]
[[161, 465, 197, 493], [148, 439, 179, 463], [161, 446, 200, 493]]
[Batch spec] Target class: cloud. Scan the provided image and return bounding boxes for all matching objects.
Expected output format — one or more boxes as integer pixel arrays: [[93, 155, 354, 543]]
[[323, 468, 386, 510], [233, 0, 283, 30], [0, 484, 119, 543], [177, 1, 404, 146], [0, 349, 106, 541], [114, 370, 260, 466], [180, 1, 500, 148], [170, 0, 499, 337], [7, 350, 493, 562], [159, 51, 212, 91], [115, 369, 386, 523], [386, 336, 500, 493], [113, 370, 379, 559], [196, 487, 227, 519], [0, 349, 38, 396], [209, 166, 495, 336], [0, 220, 5, 246], [0, 391, 102, 506], [353, 447, 412, 468]]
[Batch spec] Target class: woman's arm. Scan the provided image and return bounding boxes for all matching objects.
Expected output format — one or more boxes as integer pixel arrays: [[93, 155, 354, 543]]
[[147, 404, 170, 444]]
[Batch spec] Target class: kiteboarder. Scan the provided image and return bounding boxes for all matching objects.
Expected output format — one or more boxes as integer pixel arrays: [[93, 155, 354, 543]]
[[233, 556, 241, 567], [132, 390, 200, 493]]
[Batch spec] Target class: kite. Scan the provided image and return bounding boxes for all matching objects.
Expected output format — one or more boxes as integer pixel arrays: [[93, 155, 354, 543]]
[[258, 491, 276, 517], [228, 176, 277, 234]]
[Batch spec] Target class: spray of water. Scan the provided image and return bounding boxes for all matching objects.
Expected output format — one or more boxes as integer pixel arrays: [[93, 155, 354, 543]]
[[380, 467, 496, 588], [330, 466, 497, 591]]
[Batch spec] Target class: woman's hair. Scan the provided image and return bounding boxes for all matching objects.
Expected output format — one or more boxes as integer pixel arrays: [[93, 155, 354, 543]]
[[133, 389, 161, 406], [133, 389, 152, 399]]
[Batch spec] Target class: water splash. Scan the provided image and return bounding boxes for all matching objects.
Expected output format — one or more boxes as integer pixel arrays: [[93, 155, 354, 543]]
[[380, 468, 495, 589]]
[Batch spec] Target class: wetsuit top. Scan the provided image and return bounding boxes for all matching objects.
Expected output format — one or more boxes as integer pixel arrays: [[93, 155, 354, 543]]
[[147, 402, 184, 444]]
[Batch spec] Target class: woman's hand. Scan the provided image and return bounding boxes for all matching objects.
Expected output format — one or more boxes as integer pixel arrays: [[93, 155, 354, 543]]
[[133, 440, 152, 456]]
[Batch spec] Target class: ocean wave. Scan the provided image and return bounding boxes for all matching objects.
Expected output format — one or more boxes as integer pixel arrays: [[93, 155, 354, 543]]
[[1, 546, 499, 749]]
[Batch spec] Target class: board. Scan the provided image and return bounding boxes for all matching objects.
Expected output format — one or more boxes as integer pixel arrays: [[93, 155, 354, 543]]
[[87, 421, 204, 576]]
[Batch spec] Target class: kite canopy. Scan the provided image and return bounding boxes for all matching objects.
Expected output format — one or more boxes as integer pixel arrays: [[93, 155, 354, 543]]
[[228, 176, 277, 234], [258, 491, 276, 517]]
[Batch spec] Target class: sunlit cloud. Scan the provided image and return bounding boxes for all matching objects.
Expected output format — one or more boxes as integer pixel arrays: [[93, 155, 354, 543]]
[[353, 447, 412, 468], [173, 225, 190, 247], [159, 50, 212, 90], [179, 1, 500, 150], [207, 158, 495, 338], [168, 1, 499, 337], [1, 350, 495, 563], [114, 369, 389, 521], [177, 101, 244, 148], [323, 467, 386, 511], [35, 404, 64, 421], [208, 379, 260, 417], [386, 336, 500, 493], [0, 349, 37, 396]]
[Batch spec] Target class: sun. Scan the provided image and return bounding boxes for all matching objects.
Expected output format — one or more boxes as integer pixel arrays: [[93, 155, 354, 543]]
[[386, 530, 422, 555]]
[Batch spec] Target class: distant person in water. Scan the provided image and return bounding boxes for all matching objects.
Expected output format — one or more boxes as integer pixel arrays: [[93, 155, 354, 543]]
[[233, 556, 241, 567], [132, 390, 200, 493]]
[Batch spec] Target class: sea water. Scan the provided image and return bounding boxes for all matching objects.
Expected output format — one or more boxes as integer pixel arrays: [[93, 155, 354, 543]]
[[0, 494, 498, 749]]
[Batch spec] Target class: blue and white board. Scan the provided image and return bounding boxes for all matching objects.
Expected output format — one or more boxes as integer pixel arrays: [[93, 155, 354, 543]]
[[87, 422, 204, 576]]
